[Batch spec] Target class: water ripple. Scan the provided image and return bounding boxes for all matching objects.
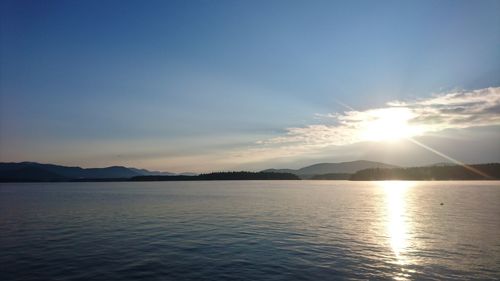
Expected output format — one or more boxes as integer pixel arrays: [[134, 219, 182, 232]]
[[1, 181, 499, 280]]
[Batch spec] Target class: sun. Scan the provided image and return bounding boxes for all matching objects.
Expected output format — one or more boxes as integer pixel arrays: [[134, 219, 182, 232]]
[[359, 108, 421, 142]]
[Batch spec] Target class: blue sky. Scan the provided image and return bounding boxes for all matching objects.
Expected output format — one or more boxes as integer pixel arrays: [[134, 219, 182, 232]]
[[1, 0, 500, 172]]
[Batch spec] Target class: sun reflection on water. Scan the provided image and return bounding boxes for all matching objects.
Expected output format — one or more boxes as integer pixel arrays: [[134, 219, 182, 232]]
[[379, 181, 415, 280]]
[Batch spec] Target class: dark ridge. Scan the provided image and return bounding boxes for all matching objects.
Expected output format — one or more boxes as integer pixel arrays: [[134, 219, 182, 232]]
[[0, 166, 69, 182], [350, 163, 500, 181], [0, 162, 178, 182]]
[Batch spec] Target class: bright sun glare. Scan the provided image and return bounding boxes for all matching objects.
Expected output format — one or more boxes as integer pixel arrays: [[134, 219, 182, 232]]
[[379, 181, 415, 268], [359, 108, 422, 142]]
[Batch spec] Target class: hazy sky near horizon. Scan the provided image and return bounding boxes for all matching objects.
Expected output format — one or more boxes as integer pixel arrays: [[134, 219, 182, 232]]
[[1, 0, 500, 172]]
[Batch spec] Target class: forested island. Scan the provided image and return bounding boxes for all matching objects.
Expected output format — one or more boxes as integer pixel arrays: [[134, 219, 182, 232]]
[[350, 163, 500, 180], [130, 171, 300, 181]]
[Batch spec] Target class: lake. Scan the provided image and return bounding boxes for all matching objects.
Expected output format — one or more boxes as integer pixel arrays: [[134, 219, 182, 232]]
[[1, 181, 499, 280]]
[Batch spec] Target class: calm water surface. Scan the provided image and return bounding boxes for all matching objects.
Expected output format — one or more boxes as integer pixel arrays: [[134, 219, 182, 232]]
[[1, 181, 499, 280]]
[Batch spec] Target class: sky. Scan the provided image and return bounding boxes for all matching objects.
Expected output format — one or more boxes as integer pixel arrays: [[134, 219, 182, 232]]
[[1, 0, 500, 172]]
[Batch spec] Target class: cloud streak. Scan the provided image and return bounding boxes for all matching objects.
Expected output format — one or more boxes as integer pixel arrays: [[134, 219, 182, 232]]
[[250, 87, 500, 159]]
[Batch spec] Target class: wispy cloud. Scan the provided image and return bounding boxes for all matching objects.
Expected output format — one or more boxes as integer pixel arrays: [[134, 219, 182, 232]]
[[241, 87, 500, 161], [404, 87, 500, 129]]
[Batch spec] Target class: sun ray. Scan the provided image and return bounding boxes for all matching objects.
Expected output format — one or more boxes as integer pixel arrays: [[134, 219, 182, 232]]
[[407, 137, 492, 179]]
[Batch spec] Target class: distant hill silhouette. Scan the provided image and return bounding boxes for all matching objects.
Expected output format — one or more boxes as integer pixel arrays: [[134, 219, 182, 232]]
[[0, 162, 179, 182], [128, 168, 176, 176], [131, 171, 300, 181], [262, 160, 398, 179], [350, 163, 500, 180]]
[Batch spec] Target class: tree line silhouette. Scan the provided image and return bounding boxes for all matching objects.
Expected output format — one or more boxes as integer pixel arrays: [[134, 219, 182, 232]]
[[130, 171, 300, 181], [350, 163, 500, 180]]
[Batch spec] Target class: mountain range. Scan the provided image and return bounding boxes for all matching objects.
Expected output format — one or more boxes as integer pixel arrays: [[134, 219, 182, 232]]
[[3, 160, 464, 182], [0, 162, 194, 182], [261, 160, 398, 179], [1, 160, 398, 182]]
